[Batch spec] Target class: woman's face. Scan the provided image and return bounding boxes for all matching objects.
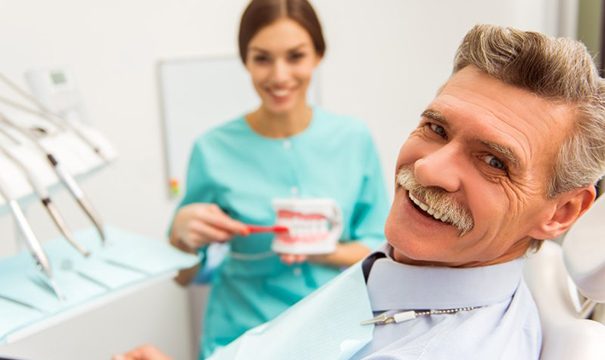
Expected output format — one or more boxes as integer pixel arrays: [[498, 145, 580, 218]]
[[245, 18, 321, 115]]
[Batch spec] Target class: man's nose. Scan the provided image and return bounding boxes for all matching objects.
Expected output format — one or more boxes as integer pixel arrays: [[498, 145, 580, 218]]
[[414, 144, 463, 192]]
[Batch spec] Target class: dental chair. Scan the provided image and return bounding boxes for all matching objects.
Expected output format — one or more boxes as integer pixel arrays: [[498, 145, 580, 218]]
[[524, 196, 605, 360]]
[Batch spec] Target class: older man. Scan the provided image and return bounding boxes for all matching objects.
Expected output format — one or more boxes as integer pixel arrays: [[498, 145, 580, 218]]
[[117, 24, 605, 360]]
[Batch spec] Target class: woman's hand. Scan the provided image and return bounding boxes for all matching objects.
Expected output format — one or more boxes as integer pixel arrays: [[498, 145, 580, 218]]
[[112, 344, 171, 360], [170, 203, 249, 252], [280, 253, 308, 265], [279, 253, 335, 265]]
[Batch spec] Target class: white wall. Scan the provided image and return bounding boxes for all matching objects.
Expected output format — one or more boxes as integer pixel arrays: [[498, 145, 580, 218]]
[[315, 0, 558, 201], [0, 0, 561, 251], [0, 1, 563, 359]]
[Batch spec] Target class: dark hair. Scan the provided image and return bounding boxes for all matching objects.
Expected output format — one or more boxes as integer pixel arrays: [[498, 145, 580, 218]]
[[238, 0, 326, 63]]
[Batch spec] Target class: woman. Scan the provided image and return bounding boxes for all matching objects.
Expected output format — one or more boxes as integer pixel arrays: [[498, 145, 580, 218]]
[[120, 0, 388, 358]]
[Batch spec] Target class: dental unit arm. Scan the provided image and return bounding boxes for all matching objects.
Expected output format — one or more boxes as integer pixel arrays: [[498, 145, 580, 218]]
[[0, 175, 63, 301], [0, 126, 90, 256], [0, 113, 106, 245], [0, 72, 110, 162]]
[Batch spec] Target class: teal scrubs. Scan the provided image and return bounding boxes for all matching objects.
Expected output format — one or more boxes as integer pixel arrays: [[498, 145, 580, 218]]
[[177, 107, 389, 359]]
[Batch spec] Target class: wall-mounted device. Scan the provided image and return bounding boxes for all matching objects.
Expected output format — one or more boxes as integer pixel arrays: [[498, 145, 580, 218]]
[[25, 68, 86, 124]]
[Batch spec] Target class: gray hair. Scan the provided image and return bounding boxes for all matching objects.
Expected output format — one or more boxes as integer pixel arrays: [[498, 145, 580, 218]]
[[453, 24, 605, 197], [453, 25, 605, 251]]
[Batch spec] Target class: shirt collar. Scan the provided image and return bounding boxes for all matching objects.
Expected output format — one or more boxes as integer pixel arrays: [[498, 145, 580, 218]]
[[363, 244, 524, 311]]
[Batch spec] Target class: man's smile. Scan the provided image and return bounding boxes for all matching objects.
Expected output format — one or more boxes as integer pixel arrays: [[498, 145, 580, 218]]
[[408, 191, 451, 224]]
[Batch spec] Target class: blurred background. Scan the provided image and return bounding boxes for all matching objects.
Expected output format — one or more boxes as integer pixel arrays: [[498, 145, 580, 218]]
[[0, 0, 602, 359]]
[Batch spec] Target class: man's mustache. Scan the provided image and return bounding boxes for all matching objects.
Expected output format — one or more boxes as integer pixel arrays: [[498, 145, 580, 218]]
[[396, 166, 474, 236]]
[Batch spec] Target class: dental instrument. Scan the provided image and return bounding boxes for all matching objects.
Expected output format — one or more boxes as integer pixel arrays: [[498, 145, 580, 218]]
[[0, 72, 109, 161], [0, 177, 64, 301], [0, 127, 90, 257], [0, 113, 106, 244]]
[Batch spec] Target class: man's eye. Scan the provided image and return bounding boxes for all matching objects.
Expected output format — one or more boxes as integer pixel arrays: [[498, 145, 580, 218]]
[[483, 155, 507, 171], [428, 123, 447, 139]]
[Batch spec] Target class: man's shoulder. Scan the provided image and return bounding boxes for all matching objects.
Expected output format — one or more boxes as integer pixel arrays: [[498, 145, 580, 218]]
[[431, 279, 541, 359]]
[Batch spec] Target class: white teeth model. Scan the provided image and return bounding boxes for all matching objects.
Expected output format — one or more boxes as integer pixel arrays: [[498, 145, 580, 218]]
[[280, 217, 328, 238], [408, 192, 449, 224]]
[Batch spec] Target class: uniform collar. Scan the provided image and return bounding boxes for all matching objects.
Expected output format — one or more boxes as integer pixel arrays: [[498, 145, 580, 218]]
[[363, 244, 524, 311]]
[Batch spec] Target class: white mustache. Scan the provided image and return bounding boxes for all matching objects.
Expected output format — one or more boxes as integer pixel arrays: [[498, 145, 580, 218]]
[[396, 167, 474, 236]]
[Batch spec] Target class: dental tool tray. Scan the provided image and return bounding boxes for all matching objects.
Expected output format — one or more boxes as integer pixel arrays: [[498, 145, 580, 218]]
[[0, 226, 199, 344]]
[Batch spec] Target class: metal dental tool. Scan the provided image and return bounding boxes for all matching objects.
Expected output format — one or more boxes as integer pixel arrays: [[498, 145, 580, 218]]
[[0, 113, 106, 245], [0, 127, 90, 257], [0, 72, 109, 162], [0, 177, 64, 301]]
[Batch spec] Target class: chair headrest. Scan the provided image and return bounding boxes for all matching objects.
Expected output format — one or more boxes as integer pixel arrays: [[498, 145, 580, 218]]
[[563, 195, 605, 302]]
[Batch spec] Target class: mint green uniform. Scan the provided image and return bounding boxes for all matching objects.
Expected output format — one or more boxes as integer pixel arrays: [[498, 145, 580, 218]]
[[177, 107, 389, 359]]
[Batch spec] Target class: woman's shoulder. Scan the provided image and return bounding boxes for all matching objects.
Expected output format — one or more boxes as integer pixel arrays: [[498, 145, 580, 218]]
[[314, 107, 372, 139], [315, 107, 369, 132], [194, 115, 249, 145]]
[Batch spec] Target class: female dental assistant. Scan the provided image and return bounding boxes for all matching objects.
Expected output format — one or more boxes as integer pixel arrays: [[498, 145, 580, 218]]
[[169, 0, 389, 358]]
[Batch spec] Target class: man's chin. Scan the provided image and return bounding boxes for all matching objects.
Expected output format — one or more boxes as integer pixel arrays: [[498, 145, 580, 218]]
[[389, 243, 458, 267], [385, 228, 460, 266], [388, 243, 439, 266]]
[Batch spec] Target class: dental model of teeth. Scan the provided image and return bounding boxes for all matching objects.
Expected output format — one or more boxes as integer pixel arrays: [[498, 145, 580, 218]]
[[275, 210, 330, 243], [271, 209, 340, 254]]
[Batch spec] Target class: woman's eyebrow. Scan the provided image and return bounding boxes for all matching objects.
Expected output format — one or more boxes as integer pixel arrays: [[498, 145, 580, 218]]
[[249, 43, 309, 53]]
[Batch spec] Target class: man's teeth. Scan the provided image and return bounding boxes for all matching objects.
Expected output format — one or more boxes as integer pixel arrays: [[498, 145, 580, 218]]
[[408, 192, 449, 223]]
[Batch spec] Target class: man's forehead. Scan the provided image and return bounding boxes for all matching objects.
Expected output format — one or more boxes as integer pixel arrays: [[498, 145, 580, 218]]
[[432, 68, 576, 145]]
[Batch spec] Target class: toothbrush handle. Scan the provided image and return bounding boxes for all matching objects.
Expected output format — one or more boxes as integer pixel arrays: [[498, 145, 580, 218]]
[[246, 225, 289, 234]]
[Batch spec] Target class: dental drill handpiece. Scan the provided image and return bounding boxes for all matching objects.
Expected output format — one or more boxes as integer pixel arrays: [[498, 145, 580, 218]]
[[0, 115, 106, 244], [0, 130, 90, 256], [0, 73, 109, 162], [0, 178, 64, 301]]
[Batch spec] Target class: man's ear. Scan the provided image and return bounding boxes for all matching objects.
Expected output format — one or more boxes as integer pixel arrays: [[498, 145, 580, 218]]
[[529, 185, 596, 240]]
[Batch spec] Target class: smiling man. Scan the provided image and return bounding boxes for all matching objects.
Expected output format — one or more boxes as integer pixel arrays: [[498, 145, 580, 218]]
[[116, 24, 605, 360], [387, 65, 583, 268], [202, 24, 605, 360]]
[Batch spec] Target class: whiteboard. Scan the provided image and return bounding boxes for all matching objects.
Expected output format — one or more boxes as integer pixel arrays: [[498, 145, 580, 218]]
[[158, 55, 321, 199]]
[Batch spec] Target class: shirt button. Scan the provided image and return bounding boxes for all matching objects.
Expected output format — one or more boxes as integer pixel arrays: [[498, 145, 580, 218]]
[[290, 186, 299, 195], [293, 267, 302, 276], [283, 140, 291, 149]]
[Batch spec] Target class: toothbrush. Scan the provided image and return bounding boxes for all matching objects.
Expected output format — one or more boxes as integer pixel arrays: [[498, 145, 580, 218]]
[[245, 225, 290, 234]]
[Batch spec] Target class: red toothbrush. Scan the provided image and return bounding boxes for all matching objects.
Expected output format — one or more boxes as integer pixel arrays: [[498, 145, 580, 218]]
[[245, 225, 290, 234]]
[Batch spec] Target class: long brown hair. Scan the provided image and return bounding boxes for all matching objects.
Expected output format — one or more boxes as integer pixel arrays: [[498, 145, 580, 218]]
[[238, 0, 326, 63]]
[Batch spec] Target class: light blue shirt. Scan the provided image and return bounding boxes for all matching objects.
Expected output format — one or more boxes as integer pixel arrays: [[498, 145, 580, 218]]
[[177, 107, 389, 358], [353, 246, 542, 359], [207, 245, 542, 360]]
